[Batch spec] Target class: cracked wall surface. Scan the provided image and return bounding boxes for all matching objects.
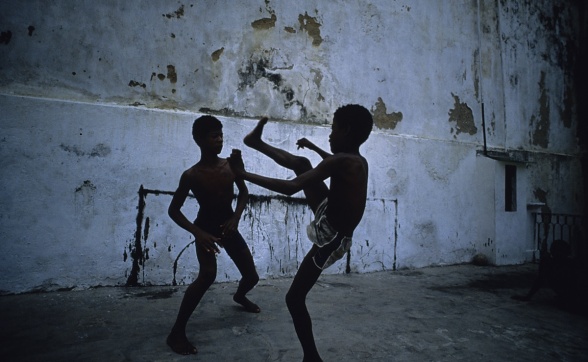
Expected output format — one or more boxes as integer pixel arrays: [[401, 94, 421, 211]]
[[0, 0, 583, 293]]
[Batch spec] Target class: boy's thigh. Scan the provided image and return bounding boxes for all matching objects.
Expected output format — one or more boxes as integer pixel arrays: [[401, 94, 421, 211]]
[[223, 232, 253, 260], [303, 183, 329, 213], [195, 243, 218, 273]]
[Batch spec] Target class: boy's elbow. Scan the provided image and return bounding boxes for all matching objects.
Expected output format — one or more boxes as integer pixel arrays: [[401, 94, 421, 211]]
[[283, 184, 300, 196]]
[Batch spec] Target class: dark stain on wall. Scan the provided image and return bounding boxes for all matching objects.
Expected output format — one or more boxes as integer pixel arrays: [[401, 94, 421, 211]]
[[60, 143, 111, 157], [1, 30, 12, 45], [238, 56, 282, 90], [152, 72, 165, 81], [126, 185, 146, 286], [163, 5, 185, 19], [211, 47, 224, 62], [199, 106, 245, 118], [448, 93, 477, 137], [298, 12, 322, 46], [128, 80, 146, 88], [75, 180, 96, 193], [562, 84, 573, 129], [238, 53, 312, 118], [531, 71, 550, 148], [372, 97, 402, 130]]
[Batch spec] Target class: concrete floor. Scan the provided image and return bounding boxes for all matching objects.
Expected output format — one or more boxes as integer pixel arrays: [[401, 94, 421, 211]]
[[1, 263, 587, 362]]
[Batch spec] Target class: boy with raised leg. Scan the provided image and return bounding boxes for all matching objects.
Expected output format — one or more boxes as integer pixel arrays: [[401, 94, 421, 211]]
[[229, 105, 373, 361]]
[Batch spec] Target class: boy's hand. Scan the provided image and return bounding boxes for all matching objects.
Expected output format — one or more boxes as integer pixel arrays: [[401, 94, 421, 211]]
[[228, 149, 245, 177], [296, 137, 314, 150], [221, 216, 239, 239], [194, 230, 222, 254]]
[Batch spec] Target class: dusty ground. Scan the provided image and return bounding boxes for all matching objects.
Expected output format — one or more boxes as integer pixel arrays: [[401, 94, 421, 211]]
[[1, 263, 587, 361]]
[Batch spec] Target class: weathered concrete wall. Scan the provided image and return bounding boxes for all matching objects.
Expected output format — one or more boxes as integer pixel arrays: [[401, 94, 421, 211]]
[[0, 0, 583, 294]]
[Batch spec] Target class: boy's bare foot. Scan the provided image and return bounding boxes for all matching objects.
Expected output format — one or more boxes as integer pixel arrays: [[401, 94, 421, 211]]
[[233, 294, 261, 313], [243, 117, 268, 149], [166, 332, 198, 355]]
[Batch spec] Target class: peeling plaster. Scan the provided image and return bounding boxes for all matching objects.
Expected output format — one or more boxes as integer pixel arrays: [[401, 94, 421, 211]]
[[163, 5, 184, 19], [298, 12, 322, 46], [310, 68, 324, 101], [166, 65, 177, 84], [252, 14, 277, 30], [372, 97, 402, 130], [238, 56, 282, 90], [128, 80, 146, 88], [211, 47, 224, 62], [448, 93, 477, 137]]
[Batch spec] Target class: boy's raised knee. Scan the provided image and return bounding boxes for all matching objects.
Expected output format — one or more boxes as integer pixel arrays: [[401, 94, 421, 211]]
[[293, 157, 312, 175]]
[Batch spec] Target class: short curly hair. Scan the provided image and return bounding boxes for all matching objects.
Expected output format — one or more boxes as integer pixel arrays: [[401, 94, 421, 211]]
[[192, 115, 222, 142], [333, 104, 373, 146]]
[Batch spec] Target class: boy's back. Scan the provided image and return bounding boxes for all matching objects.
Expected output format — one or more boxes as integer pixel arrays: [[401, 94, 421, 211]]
[[324, 152, 369, 237]]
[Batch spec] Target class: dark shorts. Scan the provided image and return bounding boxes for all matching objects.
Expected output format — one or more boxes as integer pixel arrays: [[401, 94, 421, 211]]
[[194, 214, 248, 256]]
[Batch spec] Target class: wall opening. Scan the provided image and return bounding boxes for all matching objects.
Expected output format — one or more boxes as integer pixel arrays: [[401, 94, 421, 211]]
[[505, 164, 517, 212]]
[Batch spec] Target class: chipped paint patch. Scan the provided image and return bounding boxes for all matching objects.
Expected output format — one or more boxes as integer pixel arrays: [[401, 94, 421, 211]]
[[310, 68, 324, 101], [238, 55, 282, 90], [128, 80, 146, 88], [211, 47, 224, 62], [163, 5, 184, 19], [448, 93, 477, 137], [372, 97, 402, 130], [166, 65, 177, 84], [252, 14, 277, 30], [298, 12, 322, 46]]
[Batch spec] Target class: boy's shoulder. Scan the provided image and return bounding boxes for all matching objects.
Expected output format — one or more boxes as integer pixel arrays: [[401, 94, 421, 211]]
[[182, 159, 229, 178], [181, 163, 204, 180], [330, 152, 368, 166]]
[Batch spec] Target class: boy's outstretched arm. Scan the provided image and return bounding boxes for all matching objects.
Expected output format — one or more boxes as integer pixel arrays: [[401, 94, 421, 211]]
[[169, 172, 221, 253], [296, 138, 331, 159], [228, 148, 332, 196]]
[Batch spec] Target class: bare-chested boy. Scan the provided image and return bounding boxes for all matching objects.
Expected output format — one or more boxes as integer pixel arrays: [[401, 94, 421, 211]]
[[167, 115, 260, 355], [228, 104, 373, 362]]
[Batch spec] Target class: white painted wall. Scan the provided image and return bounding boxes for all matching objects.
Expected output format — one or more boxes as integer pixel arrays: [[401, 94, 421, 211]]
[[0, 0, 583, 294]]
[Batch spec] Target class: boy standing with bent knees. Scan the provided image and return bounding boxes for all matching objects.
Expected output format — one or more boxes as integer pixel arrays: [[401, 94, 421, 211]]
[[167, 115, 260, 355]]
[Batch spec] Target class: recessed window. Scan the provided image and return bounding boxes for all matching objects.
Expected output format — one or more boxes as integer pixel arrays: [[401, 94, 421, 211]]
[[505, 165, 517, 212]]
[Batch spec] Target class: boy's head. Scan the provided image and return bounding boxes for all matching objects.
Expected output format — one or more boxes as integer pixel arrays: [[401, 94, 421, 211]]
[[192, 115, 222, 145], [333, 104, 373, 147]]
